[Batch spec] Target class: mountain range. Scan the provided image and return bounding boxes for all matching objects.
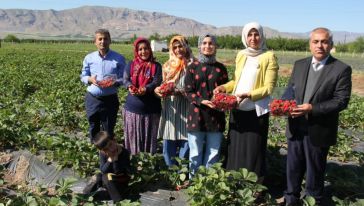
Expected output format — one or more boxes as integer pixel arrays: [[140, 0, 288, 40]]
[[0, 6, 363, 43]]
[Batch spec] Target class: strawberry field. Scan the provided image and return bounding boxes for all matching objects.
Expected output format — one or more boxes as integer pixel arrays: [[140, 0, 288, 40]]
[[0, 42, 363, 205]]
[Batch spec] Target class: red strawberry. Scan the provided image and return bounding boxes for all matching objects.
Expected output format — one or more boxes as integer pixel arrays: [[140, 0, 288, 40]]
[[159, 82, 175, 97], [211, 93, 237, 111], [98, 78, 114, 88], [129, 85, 139, 94], [270, 99, 297, 116]]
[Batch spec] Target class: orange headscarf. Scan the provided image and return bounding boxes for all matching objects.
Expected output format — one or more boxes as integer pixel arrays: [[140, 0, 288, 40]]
[[162, 35, 193, 83]]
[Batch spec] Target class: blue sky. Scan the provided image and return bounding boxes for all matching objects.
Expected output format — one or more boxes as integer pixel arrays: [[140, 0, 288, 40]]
[[1, 0, 363, 33]]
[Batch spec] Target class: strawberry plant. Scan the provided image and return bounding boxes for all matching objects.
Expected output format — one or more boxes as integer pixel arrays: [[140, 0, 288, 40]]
[[159, 157, 189, 190], [187, 163, 267, 206], [128, 152, 167, 193]]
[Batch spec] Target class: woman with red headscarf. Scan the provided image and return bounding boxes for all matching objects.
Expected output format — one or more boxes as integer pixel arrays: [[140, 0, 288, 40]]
[[123, 37, 162, 155]]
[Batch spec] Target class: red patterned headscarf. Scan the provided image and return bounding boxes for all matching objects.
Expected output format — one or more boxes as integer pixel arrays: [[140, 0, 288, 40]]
[[131, 37, 156, 87]]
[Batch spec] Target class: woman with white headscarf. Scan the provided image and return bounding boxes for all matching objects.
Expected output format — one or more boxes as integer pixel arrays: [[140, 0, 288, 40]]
[[214, 22, 279, 181]]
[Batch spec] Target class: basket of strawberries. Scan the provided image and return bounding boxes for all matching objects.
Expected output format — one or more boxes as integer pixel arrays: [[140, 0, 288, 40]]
[[158, 82, 175, 97], [211, 93, 238, 111], [129, 85, 139, 92], [98, 75, 116, 88], [269, 99, 297, 116]]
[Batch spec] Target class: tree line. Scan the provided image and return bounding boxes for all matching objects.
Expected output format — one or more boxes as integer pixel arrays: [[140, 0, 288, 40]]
[[148, 33, 309, 51], [335, 37, 364, 53], [2, 33, 364, 53]]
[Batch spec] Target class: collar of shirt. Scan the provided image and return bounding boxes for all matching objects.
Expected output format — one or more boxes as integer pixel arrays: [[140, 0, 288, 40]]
[[98, 49, 111, 58], [312, 55, 329, 71], [311, 55, 330, 66]]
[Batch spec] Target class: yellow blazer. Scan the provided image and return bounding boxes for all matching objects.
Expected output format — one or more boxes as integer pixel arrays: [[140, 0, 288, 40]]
[[222, 50, 279, 101]]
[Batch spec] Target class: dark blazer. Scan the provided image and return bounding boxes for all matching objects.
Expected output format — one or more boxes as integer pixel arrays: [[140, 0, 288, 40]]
[[284, 56, 352, 147]]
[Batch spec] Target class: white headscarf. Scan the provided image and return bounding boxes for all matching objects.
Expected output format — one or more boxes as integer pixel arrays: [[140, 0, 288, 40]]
[[241, 22, 267, 57]]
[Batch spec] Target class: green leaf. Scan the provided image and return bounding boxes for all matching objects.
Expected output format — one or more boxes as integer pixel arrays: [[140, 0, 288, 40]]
[[303, 196, 316, 206], [141, 174, 154, 182], [207, 194, 214, 200], [26, 196, 39, 206], [48, 197, 60, 206], [87, 196, 94, 202], [237, 188, 253, 198], [211, 173, 219, 179], [179, 173, 186, 181], [180, 167, 189, 173], [355, 199, 364, 206], [170, 165, 179, 171], [230, 170, 242, 179], [240, 168, 249, 178]]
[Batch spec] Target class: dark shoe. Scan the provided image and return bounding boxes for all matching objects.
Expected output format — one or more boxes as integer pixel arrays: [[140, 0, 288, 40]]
[[286, 200, 303, 206], [254, 191, 266, 205]]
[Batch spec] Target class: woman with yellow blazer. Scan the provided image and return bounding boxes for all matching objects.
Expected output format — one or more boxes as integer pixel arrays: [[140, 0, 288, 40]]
[[214, 22, 279, 181]]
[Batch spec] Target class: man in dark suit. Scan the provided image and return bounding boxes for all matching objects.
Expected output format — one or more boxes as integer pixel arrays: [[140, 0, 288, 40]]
[[283, 27, 352, 205]]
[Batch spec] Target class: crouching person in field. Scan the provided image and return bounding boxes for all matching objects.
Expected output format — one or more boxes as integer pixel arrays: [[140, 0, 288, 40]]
[[92, 131, 131, 202]]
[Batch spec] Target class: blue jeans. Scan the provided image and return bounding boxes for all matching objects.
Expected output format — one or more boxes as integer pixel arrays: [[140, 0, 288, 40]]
[[163, 139, 189, 167], [188, 131, 223, 176]]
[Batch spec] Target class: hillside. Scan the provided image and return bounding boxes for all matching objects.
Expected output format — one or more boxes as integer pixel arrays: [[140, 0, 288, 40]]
[[0, 6, 363, 42]]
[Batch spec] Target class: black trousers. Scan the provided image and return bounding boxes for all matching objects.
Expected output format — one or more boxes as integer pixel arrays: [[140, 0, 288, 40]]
[[101, 174, 129, 202], [85, 92, 119, 140], [284, 134, 329, 205]]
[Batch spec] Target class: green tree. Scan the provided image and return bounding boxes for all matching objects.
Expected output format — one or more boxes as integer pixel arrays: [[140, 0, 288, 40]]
[[335, 42, 348, 52], [348, 37, 364, 53], [164, 33, 181, 45], [187, 36, 198, 48], [217, 35, 242, 49], [149, 32, 161, 41], [129, 34, 138, 44], [266, 37, 308, 51], [4, 34, 20, 43]]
